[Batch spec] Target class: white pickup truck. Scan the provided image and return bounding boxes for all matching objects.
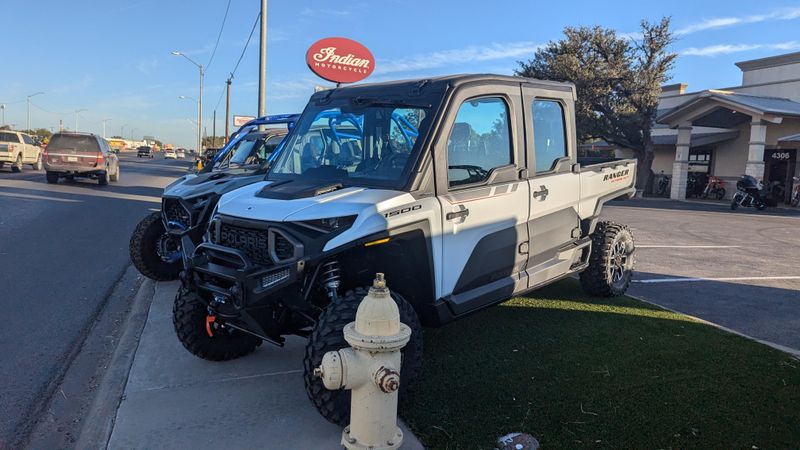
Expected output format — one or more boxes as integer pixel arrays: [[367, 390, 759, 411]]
[[170, 74, 638, 425], [0, 130, 42, 172]]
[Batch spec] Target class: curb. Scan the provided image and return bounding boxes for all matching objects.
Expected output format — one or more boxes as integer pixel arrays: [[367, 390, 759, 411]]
[[73, 276, 155, 449], [628, 292, 800, 359]]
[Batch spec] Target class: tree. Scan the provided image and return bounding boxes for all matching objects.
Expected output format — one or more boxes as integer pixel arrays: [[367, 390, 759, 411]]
[[109, 135, 124, 139], [516, 18, 676, 191]]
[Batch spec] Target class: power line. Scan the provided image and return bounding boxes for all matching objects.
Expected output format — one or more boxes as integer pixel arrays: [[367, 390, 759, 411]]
[[213, 11, 260, 113], [230, 12, 260, 79], [205, 0, 232, 71]]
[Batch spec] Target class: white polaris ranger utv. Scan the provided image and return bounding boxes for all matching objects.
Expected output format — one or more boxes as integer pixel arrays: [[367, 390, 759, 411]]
[[172, 74, 637, 425]]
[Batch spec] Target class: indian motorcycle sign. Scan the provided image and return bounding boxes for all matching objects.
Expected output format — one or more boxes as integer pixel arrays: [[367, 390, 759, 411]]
[[306, 37, 375, 84]]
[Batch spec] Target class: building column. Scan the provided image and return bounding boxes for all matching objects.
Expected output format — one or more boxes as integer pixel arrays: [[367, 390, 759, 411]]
[[745, 119, 766, 180], [670, 122, 692, 199]]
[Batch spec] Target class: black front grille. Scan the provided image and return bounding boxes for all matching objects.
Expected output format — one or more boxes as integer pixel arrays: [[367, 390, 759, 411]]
[[274, 234, 294, 261], [163, 198, 191, 229], [217, 223, 272, 266]]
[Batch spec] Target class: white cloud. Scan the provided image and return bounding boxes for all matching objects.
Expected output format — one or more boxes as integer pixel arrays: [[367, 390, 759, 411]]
[[375, 42, 541, 75], [676, 7, 800, 35], [136, 58, 159, 75], [301, 6, 351, 16], [681, 41, 800, 57]]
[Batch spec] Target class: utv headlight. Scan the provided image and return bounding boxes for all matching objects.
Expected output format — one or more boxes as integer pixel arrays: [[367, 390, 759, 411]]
[[300, 215, 357, 233], [189, 195, 211, 210]]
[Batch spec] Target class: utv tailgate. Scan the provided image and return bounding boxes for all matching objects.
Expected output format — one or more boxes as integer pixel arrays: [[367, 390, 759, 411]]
[[577, 158, 637, 218]]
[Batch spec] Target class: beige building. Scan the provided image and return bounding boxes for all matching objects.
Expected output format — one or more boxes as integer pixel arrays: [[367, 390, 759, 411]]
[[627, 51, 800, 202]]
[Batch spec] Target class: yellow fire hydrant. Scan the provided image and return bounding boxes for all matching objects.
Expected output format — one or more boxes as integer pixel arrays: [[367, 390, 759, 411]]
[[314, 273, 411, 450]]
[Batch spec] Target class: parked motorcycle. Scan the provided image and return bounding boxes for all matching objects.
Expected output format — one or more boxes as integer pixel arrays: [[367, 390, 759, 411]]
[[702, 175, 726, 200], [656, 171, 670, 197], [730, 175, 768, 210], [791, 176, 800, 207]]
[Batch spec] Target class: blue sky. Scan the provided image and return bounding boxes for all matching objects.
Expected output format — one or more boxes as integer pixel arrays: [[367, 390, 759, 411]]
[[2, 0, 799, 148]]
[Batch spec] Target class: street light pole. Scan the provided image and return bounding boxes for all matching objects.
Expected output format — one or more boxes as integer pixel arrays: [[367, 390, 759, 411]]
[[1, 104, 5, 127], [27, 91, 44, 131], [74, 109, 87, 132], [102, 119, 112, 138], [171, 51, 204, 153], [258, 0, 268, 119]]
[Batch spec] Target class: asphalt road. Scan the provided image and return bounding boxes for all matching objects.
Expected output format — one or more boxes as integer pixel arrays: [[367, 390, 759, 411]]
[[0, 153, 191, 447], [603, 198, 800, 352]]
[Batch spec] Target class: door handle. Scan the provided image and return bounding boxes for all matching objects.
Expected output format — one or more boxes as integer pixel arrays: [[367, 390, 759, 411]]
[[446, 208, 470, 221], [533, 185, 549, 200]]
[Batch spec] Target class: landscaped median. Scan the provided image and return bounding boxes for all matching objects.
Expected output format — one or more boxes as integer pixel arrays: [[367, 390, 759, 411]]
[[400, 279, 800, 449]]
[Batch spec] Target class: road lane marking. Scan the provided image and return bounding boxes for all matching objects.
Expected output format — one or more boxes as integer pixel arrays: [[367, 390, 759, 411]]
[[634, 276, 800, 284], [0, 191, 83, 202], [637, 245, 741, 249]]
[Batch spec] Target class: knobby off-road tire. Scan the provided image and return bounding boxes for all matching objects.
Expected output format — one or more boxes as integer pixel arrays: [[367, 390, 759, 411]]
[[129, 212, 182, 281], [304, 288, 424, 426], [11, 154, 22, 173], [173, 289, 261, 361], [580, 221, 635, 297], [45, 171, 59, 184]]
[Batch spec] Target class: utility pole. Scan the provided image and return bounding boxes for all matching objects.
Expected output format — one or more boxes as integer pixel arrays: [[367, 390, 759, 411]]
[[258, 0, 268, 119], [1, 104, 5, 126], [212, 110, 216, 148], [225, 77, 231, 143], [59, 120, 63, 132]]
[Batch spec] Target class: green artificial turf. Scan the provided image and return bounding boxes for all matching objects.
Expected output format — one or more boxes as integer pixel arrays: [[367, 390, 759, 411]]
[[400, 278, 800, 449]]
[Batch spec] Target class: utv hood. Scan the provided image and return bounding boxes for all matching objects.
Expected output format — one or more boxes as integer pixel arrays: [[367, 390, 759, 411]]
[[216, 180, 416, 223], [163, 171, 265, 199]]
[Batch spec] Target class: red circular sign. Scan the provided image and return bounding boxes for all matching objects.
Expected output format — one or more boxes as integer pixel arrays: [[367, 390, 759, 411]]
[[306, 37, 375, 84]]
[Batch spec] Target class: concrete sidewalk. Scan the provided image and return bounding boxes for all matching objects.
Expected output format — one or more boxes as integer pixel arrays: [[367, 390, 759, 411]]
[[106, 281, 424, 449]]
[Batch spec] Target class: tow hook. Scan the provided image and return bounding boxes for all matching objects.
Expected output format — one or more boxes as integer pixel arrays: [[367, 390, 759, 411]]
[[205, 315, 216, 337]]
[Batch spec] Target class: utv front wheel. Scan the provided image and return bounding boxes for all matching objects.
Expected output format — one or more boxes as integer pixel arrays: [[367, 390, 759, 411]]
[[303, 288, 423, 426], [580, 221, 635, 297], [129, 212, 182, 281], [172, 289, 261, 361]]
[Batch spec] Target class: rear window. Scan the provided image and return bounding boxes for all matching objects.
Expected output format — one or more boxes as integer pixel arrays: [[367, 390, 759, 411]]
[[138, 146, 151, 151], [0, 132, 20, 143], [49, 135, 101, 152]]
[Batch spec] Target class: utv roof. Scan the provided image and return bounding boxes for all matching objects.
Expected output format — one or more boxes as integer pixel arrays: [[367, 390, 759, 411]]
[[311, 74, 576, 102]]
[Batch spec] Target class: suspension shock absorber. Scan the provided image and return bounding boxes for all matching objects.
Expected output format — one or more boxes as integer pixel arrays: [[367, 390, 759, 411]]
[[320, 260, 341, 302]]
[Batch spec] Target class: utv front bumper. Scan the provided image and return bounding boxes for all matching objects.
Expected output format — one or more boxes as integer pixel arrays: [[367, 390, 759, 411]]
[[187, 242, 306, 308]]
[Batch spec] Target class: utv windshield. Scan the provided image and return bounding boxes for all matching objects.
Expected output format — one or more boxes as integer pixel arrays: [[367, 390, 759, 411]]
[[214, 132, 285, 172], [268, 101, 430, 189]]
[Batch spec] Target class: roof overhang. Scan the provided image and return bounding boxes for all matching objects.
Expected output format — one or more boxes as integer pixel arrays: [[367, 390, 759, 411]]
[[657, 90, 789, 128]]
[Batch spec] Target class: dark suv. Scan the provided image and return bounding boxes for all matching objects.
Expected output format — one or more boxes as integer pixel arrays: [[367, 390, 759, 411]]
[[44, 132, 120, 185], [137, 146, 154, 158]]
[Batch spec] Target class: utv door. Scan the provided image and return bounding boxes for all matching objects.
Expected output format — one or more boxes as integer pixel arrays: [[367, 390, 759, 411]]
[[435, 83, 530, 315], [522, 89, 581, 288]]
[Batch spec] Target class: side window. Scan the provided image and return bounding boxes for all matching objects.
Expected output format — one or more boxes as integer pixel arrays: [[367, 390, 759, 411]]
[[447, 97, 512, 188], [22, 134, 33, 145], [532, 100, 567, 173]]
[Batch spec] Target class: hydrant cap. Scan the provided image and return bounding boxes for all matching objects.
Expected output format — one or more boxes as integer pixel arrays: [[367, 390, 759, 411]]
[[354, 273, 401, 337]]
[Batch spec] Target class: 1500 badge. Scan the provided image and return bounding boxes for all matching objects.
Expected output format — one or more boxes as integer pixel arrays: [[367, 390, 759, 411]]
[[384, 204, 422, 218], [603, 169, 630, 182]]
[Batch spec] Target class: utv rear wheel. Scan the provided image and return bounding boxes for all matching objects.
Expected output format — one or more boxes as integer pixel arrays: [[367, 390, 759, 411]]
[[45, 171, 59, 184], [173, 289, 261, 361], [580, 221, 635, 297], [303, 288, 423, 426], [129, 212, 182, 281]]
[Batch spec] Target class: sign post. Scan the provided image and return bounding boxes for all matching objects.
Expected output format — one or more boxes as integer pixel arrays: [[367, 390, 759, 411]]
[[233, 115, 256, 128]]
